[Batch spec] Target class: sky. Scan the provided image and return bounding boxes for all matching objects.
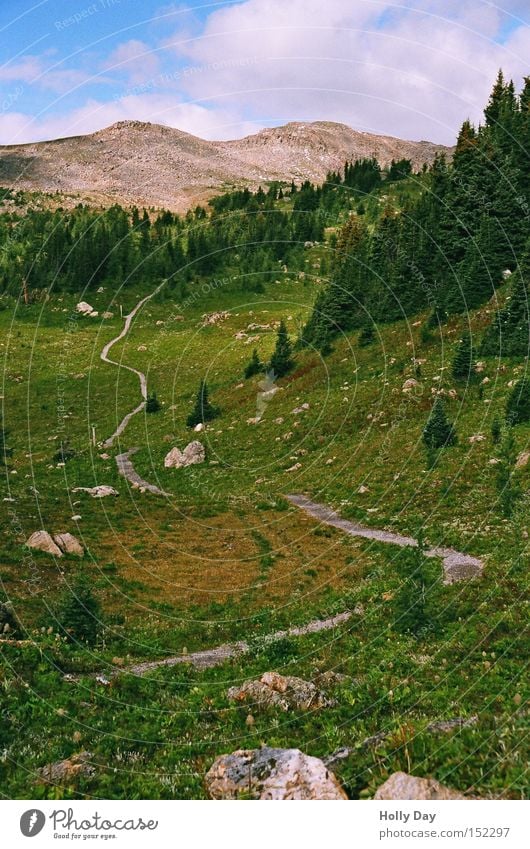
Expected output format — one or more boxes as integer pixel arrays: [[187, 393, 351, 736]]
[[0, 0, 529, 146]]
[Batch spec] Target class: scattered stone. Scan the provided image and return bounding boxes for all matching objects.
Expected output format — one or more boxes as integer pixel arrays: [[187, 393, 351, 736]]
[[374, 771, 467, 800], [101, 311, 113, 319], [71, 515, 82, 521], [442, 553, 483, 584], [516, 451, 530, 469], [26, 531, 63, 557], [39, 751, 95, 784], [227, 671, 335, 712], [427, 716, 478, 734], [358, 485, 369, 494], [292, 402, 310, 414], [76, 302, 93, 315], [202, 310, 229, 327], [468, 434, 486, 444], [205, 747, 347, 800], [72, 485, 119, 498], [402, 378, 420, 393], [164, 441, 205, 469], [194, 423, 205, 432], [54, 533, 84, 556], [137, 345, 147, 352], [286, 462, 302, 472]]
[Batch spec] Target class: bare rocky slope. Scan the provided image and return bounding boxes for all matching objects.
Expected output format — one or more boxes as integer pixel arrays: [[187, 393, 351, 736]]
[[0, 120, 450, 210]]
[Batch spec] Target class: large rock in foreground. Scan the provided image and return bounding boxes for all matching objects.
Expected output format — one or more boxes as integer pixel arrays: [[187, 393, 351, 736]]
[[164, 441, 205, 469], [205, 747, 347, 800], [374, 771, 466, 800], [228, 671, 334, 712], [26, 531, 63, 557], [54, 533, 84, 556]]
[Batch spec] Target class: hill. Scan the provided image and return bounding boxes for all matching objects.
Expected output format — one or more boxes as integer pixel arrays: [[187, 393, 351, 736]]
[[0, 119, 449, 211]]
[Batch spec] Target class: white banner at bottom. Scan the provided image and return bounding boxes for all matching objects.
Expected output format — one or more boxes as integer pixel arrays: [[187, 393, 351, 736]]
[[2, 800, 527, 848]]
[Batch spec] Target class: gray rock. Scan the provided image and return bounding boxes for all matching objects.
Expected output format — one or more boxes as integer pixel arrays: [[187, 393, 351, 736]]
[[26, 531, 63, 557], [39, 751, 95, 784], [72, 485, 119, 498], [54, 533, 84, 556], [374, 771, 466, 800], [205, 747, 348, 800], [164, 441, 205, 469], [427, 716, 478, 734], [227, 671, 335, 712]]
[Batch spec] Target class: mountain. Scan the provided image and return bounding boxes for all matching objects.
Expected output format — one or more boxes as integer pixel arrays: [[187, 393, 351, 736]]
[[0, 120, 450, 210]]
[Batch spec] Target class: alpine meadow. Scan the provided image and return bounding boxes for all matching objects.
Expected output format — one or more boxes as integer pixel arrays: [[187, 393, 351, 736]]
[[0, 66, 528, 805]]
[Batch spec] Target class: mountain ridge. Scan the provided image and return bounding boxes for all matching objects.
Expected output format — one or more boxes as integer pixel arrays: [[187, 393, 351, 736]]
[[0, 119, 451, 211]]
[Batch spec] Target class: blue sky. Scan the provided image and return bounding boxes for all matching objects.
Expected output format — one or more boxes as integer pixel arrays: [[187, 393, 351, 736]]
[[0, 1, 529, 145]]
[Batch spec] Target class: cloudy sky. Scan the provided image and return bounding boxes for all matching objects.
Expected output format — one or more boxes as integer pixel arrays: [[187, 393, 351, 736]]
[[0, 0, 529, 146]]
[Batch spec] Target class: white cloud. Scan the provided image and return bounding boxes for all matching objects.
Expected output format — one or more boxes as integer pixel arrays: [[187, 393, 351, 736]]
[[104, 39, 161, 85]]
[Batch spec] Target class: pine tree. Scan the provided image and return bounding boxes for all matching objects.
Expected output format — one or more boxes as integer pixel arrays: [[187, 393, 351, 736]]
[[481, 263, 530, 357], [452, 331, 475, 380], [186, 380, 220, 428], [244, 348, 264, 379], [358, 323, 375, 347], [58, 573, 102, 645], [269, 320, 294, 378], [491, 415, 502, 444], [423, 397, 457, 450], [506, 378, 530, 425], [392, 533, 432, 635], [0, 415, 12, 466], [146, 391, 161, 413], [496, 424, 521, 517]]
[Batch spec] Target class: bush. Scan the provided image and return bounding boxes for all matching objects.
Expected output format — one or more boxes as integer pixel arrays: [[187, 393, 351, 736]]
[[53, 438, 76, 463], [58, 573, 102, 645], [359, 323, 375, 347], [392, 537, 434, 636]]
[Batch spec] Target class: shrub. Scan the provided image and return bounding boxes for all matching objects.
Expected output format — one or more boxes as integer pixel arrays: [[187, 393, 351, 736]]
[[146, 391, 161, 413]]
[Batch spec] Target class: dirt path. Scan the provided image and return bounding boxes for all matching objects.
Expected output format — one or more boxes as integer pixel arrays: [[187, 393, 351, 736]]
[[100, 283, 165, 450], [84, 612, 352, 681], [115, 448, 170, 497], [287, 494, 483, 584]]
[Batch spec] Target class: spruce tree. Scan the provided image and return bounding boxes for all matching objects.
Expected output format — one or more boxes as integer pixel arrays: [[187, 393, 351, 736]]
[[491, 415, 502, 444], [244, 348, 264, 379], [0, 415, 12, 466], [423, 397, 457, 450], [146, 391, 161, 413], [358, 323, 375, 347], [58, 573, 102, 645], [506, 377, 530, 425], [186, 380, 220, 428], [452, 331, 475, 380], [269, 320, 294, 378], [496, 424, 521, 517]]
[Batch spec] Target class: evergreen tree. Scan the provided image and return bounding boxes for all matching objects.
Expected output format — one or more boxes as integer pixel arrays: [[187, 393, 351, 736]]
[[146, 391, 161, 413], [269, 320, 295, 378], [392, 533, 432, 635], [491, 415, 502, 444], [58, 573, 102, 645], [186, 380, 220, 428], [506, 377, 530, 425], [0, 415, 12, 466], [358, 323, 375, 347], [423, 397, 457, 450], [496, 424, 521, 517], [452, 330, 475, 380], [244, 348, 264, 379], [481, 262, 530, 357]]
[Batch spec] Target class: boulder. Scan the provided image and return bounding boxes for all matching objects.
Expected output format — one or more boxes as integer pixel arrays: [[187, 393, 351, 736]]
[[205, 747, 347, 800], [72, 485, 119, 498], [39, 751, 94, 784], [164, 441, 205, 469], [443, 553, 483, 584], [75, 302, 93, 315], [54, 533, 84, 556], [26, 531, 63, 557], [227, 671, 334, 712], [374, 771, 466, 800]]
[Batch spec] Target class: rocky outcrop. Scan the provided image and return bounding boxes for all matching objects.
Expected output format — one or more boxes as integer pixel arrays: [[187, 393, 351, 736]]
[[54, 533, 84, 556], [25, 530, 84, 557], [39, 752, 95, 784], [26, 531, 63, 557], [374, 771, 466, 800], [227, 671, 334, 712], [164, 441, 205, 469], [72, 485, 119, 498], [205, 747, 348, 800]]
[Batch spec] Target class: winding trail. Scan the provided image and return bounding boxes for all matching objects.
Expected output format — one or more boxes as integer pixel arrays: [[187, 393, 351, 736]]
[[287, 494, 484, 584], [100, 284, 164, 450], [99, 284, 170, 496]]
